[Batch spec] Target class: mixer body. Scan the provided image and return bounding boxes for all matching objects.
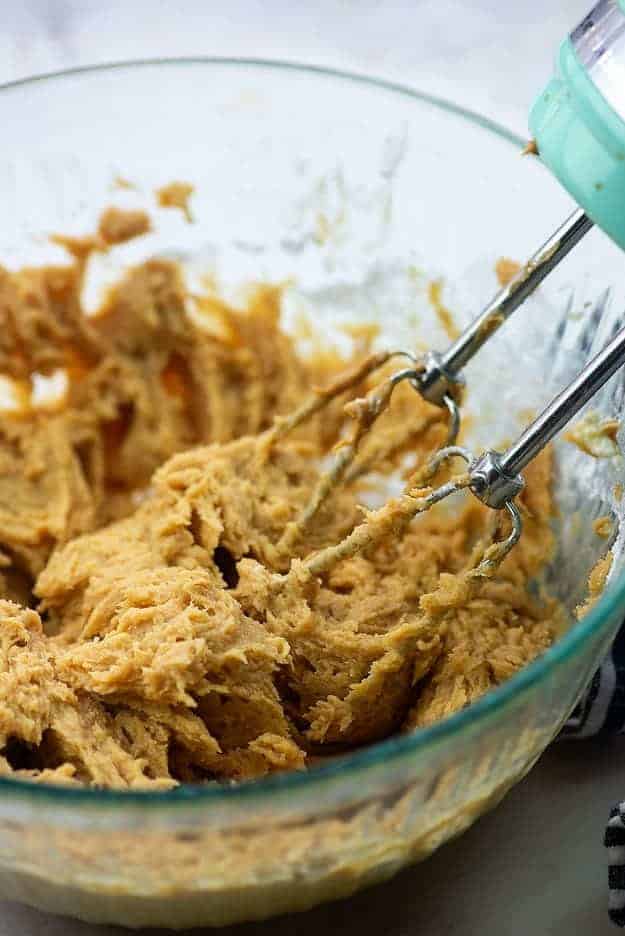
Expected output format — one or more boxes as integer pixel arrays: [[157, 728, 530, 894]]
[[530, 0, 625, 250]]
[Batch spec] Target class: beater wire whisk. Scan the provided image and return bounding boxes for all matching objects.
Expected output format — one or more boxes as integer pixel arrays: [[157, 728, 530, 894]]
[[300, 314, 625, 580], [261, 205, 625, 580]]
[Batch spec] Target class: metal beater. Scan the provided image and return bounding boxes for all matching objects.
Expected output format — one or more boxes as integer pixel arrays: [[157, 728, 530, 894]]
[[270, 1, 625, 575], [383, 0, 625, 562]]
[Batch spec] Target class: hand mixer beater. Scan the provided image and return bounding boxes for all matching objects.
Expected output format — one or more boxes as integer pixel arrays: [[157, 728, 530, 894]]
[[264, 0, 625, 580]]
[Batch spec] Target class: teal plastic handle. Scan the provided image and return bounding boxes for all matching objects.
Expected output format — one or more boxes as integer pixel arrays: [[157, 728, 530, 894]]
[[529, 37, 625, 250]]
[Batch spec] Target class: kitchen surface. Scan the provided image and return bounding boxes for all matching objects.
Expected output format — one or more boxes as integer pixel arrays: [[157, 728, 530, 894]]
[[1, 2, 622, 933]]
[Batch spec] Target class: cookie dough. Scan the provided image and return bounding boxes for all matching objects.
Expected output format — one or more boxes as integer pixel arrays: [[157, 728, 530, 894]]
[[156, 182, 195, 222], [0, 208, 569, 788]]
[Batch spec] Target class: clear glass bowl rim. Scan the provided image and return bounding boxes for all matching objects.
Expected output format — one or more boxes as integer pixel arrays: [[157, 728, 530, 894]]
[[0, 56, 620, 808]]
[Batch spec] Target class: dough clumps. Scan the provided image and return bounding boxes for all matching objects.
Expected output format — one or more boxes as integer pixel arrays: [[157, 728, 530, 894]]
[[0, 215, 576, 788]]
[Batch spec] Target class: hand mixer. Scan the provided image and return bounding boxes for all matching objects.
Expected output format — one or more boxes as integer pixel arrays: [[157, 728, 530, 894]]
[[269, 0, 625, 579]]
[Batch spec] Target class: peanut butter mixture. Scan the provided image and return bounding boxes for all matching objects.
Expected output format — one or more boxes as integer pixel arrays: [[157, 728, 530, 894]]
[[156, 182, 195, 222], [0, 208, 569, 789], [495, 258, 521, 288], [565, 410, 621, 458]]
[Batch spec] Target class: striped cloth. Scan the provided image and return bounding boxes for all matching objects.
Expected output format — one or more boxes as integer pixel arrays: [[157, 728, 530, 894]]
[[607, 805, 625, 928], [564, 625, 625, 926]]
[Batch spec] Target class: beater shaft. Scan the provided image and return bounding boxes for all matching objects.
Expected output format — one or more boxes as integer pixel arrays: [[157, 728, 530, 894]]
[[470, 321, 625, 508], [415, 209, 594, 406]]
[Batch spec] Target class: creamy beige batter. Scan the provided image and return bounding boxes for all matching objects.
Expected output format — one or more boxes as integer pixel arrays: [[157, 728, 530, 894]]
[[156, 182, 195, 222], [0, 207, 571, 788]]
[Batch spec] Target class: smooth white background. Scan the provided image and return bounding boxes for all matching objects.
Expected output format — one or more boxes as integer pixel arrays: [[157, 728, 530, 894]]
[[1, 2, 622, 934]]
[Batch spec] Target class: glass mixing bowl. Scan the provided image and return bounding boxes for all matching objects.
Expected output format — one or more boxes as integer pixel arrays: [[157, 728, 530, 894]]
[[0, 60, 625, 929]]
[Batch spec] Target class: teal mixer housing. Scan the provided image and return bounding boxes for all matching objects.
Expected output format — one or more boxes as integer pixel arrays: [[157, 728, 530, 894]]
[[530, 0, 625, 250]]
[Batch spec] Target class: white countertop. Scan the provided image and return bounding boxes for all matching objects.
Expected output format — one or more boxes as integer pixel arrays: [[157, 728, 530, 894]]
[[1, 2, 621, 934]]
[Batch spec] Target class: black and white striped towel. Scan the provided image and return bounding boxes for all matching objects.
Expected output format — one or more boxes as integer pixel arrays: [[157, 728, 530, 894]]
[[563, 624, 625, 926]]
